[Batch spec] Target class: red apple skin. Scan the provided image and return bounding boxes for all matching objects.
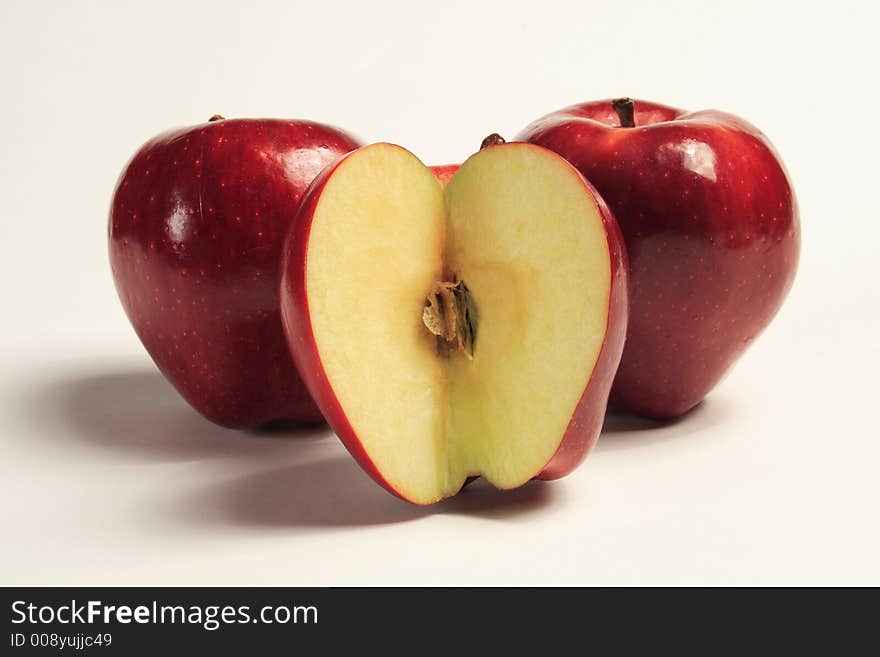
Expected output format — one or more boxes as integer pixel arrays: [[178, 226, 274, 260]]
[[280, 144, 628, 502], [429, 164, 459, 187], [518, 99, 800, 419], [109, 117, 361, 428]]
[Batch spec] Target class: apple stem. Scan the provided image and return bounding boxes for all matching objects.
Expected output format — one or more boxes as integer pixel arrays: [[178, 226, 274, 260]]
[[480, 133, 506, 150], [611, 98, 635, 128], [422, 278, 477, 359], [208, 114, 225, 122]]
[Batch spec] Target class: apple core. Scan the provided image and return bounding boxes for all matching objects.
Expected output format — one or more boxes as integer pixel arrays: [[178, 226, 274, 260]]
[[421, 277, 477, 359]]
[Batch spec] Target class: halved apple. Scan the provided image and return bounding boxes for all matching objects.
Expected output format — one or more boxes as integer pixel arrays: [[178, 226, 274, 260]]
[[281, 141, 628, 504]]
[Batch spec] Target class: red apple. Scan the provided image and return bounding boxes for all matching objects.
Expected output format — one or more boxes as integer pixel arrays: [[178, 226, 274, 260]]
[[428, 164, 459, 187], [517, 98, 800, 418], [280, 140, 628, 504], [109, 116, 362, 428]]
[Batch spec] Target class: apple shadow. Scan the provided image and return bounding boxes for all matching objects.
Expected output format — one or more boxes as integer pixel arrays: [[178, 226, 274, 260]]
[[21, 366, 728, 529], [595, 397, 730, 452], [161, 454, 558, 530], [24, 366, 558, 529], [24, 367, 328, 464]]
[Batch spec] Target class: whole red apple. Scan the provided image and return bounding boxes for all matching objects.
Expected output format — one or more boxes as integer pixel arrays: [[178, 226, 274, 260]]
[[109, 116, 361, 428], [518, 99, 800, 418]]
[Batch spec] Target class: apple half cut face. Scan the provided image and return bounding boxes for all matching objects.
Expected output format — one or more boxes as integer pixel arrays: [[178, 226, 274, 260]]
[[281, 142, 628, 504]]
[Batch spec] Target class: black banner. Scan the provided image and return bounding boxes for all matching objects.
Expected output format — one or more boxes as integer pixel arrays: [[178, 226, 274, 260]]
[[1, 587, 873, 653]]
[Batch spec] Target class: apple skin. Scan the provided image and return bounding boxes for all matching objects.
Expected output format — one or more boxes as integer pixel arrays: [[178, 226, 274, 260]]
[[280, 144, 628, 502], [429, 164, 459, 187], [517, 99, 800, 419], [109, 117, 362, 428]]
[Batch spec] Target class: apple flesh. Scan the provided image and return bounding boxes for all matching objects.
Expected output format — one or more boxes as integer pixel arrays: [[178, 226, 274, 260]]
[[281, 142, 628, 504], [517, 99, 800, 418], [109, 117, 361, 428]]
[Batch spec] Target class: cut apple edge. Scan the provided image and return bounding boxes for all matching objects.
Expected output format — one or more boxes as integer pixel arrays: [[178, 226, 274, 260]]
[[283, 141, 625, 504]]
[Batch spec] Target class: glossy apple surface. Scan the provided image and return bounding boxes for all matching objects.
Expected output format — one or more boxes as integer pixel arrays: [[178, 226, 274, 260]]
[[109, 117, 361, 427], [518, 99, 800, 418], [281, 142, 627, 504]]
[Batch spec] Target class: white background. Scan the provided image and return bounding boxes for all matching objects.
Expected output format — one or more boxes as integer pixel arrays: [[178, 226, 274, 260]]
[[2, 0, 878, 585]]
